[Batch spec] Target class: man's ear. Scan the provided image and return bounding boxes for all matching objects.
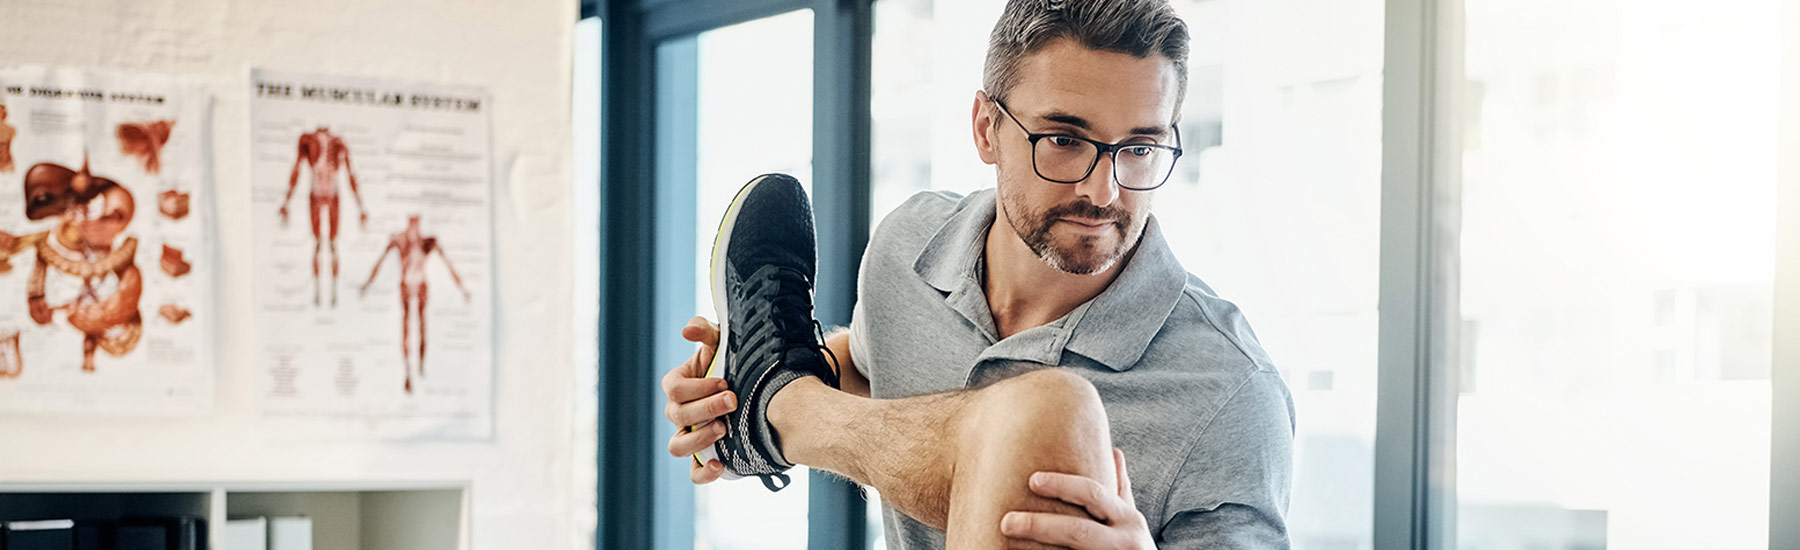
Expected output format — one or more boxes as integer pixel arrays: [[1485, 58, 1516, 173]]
[[972, 90, 999, 166]]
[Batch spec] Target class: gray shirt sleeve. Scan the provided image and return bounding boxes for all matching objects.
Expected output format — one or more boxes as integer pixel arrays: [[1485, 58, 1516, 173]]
[[1155, 370, 1295, 549], [848, 297, 874, 381]]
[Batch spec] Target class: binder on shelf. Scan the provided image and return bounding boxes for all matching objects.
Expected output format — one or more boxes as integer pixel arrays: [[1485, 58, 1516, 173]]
[[3, 519, 75, 550], [267, 517, 312, 550], [114, 521, 167, 550], [73, 520, 106, 550], [118, 515, 205, 550], [223, 517, 268, 550]]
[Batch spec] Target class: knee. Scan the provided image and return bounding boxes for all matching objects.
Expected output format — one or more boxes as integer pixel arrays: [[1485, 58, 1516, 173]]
[[971, 369, 1107, 438], [959, 367, 1113, 474], [946, 368, 1116, 549]]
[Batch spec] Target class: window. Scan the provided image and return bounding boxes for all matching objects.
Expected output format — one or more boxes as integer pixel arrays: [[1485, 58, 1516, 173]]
[[1446, 0, 1778, 547], [665, 10, 818, 550]]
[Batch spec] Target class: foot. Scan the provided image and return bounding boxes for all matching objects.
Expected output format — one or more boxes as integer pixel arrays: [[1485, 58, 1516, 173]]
[[695, 173, 840, 492]]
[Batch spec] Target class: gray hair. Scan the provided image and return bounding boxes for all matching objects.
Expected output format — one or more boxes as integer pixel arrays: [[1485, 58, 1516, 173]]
[[983, 0, 1190, 115]]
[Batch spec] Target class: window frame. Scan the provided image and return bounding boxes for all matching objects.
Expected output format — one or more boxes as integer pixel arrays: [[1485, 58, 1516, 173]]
[[592, 1, 871, 550]]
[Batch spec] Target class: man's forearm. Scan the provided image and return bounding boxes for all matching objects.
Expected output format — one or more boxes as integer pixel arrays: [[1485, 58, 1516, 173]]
[[768, 376, 964, 528]]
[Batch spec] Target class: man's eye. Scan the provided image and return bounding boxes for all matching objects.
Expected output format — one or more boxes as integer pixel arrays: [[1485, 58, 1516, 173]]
[[1123, 146, 1154, 157], [1047, 136, 1079, 148]]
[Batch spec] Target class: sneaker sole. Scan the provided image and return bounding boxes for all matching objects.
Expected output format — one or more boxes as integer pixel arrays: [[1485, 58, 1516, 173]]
[[690, 174, 779, 480]]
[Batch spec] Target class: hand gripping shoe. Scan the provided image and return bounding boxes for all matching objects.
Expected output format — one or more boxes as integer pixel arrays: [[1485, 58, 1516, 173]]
[[691, 173, 840, 491]]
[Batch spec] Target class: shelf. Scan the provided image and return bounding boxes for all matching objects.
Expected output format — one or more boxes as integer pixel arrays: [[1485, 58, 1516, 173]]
[[0, 483, 466, 550]]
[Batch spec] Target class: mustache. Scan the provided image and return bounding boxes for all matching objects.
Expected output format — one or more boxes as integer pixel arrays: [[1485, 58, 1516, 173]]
[[1042, 200, 1131, 227]]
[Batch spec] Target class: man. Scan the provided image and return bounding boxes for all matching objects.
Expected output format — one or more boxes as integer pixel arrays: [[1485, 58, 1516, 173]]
[[278, 126, 369, 307], [662, 0, 1294, 548]]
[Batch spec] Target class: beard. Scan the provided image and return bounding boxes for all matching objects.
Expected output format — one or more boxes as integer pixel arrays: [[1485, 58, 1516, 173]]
[[1002, 189, 1144, 275]]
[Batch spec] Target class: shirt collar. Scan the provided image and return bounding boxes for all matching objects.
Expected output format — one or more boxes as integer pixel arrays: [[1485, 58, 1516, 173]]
[[911, 189, 1188, 371]]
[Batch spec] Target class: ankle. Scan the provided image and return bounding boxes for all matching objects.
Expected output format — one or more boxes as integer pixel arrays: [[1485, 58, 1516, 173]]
[[767, 377, 846, 471]]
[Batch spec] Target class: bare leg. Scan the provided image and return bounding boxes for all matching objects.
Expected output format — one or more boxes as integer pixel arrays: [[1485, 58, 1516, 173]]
[[417, 282, 429, 377], [309, 197, 324, 306], [400, 285, 414, 393], [769, 368, 1115, 547], [327, 197, 341, 307]]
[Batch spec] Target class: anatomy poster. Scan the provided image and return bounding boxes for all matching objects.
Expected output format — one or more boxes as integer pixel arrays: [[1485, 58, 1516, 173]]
[[0, 65, 212, 415], [249, 69, 492, 439]]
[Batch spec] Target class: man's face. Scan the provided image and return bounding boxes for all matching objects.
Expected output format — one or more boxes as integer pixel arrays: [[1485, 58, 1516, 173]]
[[976, 38, 1180, 275]]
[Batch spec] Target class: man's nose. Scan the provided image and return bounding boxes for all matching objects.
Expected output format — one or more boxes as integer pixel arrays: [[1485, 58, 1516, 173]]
[[1072, 152, 1121, 208]]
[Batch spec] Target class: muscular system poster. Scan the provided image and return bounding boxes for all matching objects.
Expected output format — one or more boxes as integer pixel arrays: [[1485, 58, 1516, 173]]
[[0, 66, 212, 414], [249, 69, 492, 439]]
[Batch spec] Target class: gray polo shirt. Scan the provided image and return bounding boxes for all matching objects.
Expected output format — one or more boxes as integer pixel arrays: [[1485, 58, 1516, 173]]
[[848, 189, 1295, 550]]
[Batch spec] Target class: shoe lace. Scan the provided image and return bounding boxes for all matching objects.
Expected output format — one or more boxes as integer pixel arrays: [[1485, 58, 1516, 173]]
[[746, 268, 842, 493], [765, 268, 840, 389]]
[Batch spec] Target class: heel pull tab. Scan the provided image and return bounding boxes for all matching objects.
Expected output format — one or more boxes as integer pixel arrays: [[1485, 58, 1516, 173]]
[[760, 472, 792, 492]]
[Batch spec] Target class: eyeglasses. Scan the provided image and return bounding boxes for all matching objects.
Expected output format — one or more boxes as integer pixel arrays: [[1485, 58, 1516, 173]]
[[992, 98, 1183, 191]]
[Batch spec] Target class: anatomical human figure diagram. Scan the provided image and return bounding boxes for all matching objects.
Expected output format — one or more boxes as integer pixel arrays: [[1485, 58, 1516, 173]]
[[116, 120, 174, 174], [0, 157, 144, 373], [278, 127, 368, 307], [0, 105, 15, 173], [361, 215, 469, 393]]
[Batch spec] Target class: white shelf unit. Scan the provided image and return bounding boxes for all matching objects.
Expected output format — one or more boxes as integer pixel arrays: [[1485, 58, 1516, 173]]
[[0, 482, 467, 550]]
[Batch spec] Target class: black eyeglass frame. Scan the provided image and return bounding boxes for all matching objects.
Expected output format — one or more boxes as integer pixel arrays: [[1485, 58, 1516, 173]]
[[991, 97, 1185, 191]]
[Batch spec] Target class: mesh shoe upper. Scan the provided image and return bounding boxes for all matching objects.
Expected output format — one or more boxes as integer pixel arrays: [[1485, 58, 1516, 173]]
[[709, 174, 839, 492]]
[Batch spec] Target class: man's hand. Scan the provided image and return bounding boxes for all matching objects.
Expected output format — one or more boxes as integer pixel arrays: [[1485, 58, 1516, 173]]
[[278, 206, 289, 225], [662, 316, 737, 484], [1001, 448, 1156, 550]]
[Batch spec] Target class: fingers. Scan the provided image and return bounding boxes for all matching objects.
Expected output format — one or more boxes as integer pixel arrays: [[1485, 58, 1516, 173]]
[[663, 389, 737, 427], [670, 337, 717, 381], [665, 315, 731, 486], [668, 419, 727, 458], [681, 316, 720, 347], [666, 375, 728, 404], [1000, 511, 1123, 549], [688, 343, 716, 379], [1028, 472, 1126, 524], [661, 347, 721, 396], [690, 458, 726, 484], [1114, 448, 1134, 500]]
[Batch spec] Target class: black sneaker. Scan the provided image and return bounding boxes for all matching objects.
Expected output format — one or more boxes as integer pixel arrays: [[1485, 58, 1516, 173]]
[[691, 173, 839, 492]]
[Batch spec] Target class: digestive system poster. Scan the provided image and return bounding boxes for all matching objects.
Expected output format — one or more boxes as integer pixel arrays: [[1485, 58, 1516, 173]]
[[0, 65, 213, 415]]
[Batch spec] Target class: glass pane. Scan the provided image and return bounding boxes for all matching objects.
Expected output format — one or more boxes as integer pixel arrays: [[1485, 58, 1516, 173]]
[[870, 1, 1382, 549], [572, 16, 602, 550], [1450, 1, 1778, 548], [691, 9, 815, 550], [1163, 2, 1385, 549]]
